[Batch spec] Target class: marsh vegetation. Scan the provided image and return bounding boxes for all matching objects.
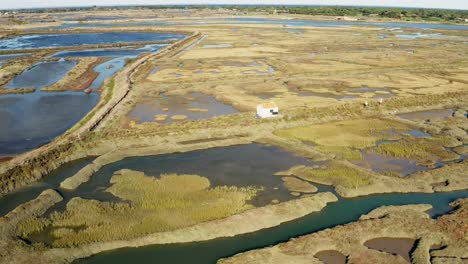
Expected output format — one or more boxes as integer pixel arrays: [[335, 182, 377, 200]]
[[17, 169, 258, 247]]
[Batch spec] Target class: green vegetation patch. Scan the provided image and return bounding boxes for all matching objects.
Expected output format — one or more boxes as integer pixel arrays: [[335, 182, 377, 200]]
[[275, 119, 409, 160], [277, 162, 372, 189], [374, 138, 460, 164], [315, 145, 363, 160], [16, 169, 258, 247], [281, 177, 317, 193]]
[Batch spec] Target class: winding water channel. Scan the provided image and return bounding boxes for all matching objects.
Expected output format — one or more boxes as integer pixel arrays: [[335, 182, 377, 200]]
[[77, 190, 467, 264], [0, 144, 466, 264]]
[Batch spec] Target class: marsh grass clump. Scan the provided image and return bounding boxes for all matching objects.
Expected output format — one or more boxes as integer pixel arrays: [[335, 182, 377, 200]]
[[17, 169, 258, 247], [275, 119, 408, 149], [315, 145, 363, 160], [16, 217, 51, 238], [281, 177, 317, 193], [374, 137, 460, 164], [275, 119, 409, 160], [277, 162, 372, 189]]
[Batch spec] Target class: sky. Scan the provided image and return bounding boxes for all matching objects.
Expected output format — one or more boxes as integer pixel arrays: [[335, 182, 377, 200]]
[[1, 0, 467, 10]]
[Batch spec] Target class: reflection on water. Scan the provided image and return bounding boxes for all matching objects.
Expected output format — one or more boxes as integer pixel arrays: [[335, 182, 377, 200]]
[[315, 250, 347, 264], [89, 57, 130, 90], [5, 60, 77, 89], [0, 144, 318, 217], [50, 44, 167, 58], [398, 109, 454, 120], [365, 237, 416, 262], [353, 151, 428, 176], [0, 32, 184, 50], [78, 189, 468, 264], [128, 92, 238, 124], [35, 17, 468, 32], [397, 33, 443, 39], [0, 91, 98, 156]]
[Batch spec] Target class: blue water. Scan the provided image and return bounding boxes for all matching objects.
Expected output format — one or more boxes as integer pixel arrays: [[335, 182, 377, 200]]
[[50, 44, 167, 58], [39, 22, 171, 30], [0, 53, 30, 61], [406, 129, 432, 138], [50, 45, 166, 90], [4, 60, 77, 89], [0, 140, 465, 264], [36, 18, 468, 31], [77, 189, 468, 264], [397, 33, 443, 39], [228, 17, 468, 31], [0, 91, 99, 156], [62, 16, 129, 21], [90, 57, 131, 90], [0, 32, 185, 50], [0, 34, 176, 156], [0, 144, 316, 216], [0, 53, 31, 67]]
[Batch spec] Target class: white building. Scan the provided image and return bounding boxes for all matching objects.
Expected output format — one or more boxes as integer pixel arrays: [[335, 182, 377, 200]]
[[256, 102, 279, 118]]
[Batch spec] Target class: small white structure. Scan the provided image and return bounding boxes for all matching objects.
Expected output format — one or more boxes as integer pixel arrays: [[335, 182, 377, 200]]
[[257, 102, 279, 118]]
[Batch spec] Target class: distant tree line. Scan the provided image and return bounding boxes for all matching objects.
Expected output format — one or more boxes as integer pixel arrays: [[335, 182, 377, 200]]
[[280, 6, 468, 22], [5, 5, 468, 23]]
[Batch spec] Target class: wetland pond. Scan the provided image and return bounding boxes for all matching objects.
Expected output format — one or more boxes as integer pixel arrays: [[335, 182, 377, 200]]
[[0, 32, 185, 50], [0, 33, 183, 156], [0, 59, 98, 156], [34, 18, 468, 32], [0, 91, 99, 157], [77, 188, 467, 264], [0, 144, 466, 264], [51, 44, 168, 90], [4, 60, 77, 89], [128, 92, 238, 124], [398, 109, 455, 120], [0, 53, 30, 67]]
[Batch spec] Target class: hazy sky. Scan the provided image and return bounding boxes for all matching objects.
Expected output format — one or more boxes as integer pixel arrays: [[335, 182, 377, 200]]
[[1, 0, 467, 10]]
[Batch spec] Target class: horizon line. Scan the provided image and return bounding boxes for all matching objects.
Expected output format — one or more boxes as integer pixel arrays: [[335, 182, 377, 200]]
[[1, 4, 468, 11]]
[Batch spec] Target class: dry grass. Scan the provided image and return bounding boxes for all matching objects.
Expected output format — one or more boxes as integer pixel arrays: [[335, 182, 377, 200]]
[[315, 145, 363, 160], [17, 169, 258, 247], [275, 119, 408, 149], [277, 162, 372, 189], [171, 115, 188, 120], [374, 138, 460, 164], [275, 119, 410, 160], [281, 177, 317, 193]]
